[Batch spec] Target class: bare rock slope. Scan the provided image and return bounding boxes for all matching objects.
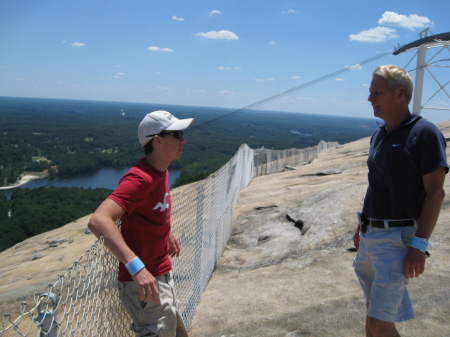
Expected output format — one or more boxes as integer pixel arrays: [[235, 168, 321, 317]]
[[0, 215, 96, 316], [188, 121, 450, 337]]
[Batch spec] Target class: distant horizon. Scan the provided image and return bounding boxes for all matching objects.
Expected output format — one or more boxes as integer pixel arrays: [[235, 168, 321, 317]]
[[0, 95, 380, 123]]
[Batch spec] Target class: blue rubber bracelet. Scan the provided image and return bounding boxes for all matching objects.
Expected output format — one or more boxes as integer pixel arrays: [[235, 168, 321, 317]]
[[411, 236, 428, 252], [125, 257, 145, 275]]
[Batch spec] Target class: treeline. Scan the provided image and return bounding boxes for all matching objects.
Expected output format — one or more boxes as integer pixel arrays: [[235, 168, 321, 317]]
[[0, 97, 377, 251], [0, 97, 376, 188], [0, 97, 142, 185], [172, 111, 375, 186], [0, 187, 111, 252]]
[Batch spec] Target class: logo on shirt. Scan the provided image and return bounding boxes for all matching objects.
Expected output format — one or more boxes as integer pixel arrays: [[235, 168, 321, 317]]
[[153, 193, 170, 212]]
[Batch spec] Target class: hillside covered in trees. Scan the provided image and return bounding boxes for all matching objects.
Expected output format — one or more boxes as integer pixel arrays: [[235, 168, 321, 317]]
[[0, 96, 376, 187], [0, 187, 111, 251], [0, 96, 377, 252]]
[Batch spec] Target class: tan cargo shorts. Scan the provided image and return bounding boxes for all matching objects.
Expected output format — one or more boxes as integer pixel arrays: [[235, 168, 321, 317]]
[[118, 272, 188, 337]]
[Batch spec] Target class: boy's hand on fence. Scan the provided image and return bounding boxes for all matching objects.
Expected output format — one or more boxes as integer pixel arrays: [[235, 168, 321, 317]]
[[133, 269, 160, 304], [168, 231, 181, 257]]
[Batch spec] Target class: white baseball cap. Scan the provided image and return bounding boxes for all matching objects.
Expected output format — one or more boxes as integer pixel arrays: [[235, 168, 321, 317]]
[[138, 110, 194, 146]]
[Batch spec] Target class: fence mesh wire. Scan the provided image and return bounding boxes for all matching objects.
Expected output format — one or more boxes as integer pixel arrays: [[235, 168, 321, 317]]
[[1, 141, 338, 337]]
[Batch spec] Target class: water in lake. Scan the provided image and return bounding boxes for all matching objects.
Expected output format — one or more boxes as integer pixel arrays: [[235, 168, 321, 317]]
[[2, 167, 181, 200]]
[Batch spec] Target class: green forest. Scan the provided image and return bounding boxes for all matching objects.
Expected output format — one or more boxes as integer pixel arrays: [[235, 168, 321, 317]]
[[0, 187, 111, 251], [0, 96, 376, 187], [0, 96, 377, 252]]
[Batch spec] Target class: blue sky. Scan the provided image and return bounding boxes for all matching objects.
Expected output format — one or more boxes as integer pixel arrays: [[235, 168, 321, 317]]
[[1, 0, 449, 122]]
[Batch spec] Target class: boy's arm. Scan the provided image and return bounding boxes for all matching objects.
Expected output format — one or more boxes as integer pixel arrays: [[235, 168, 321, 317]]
[[88, 199, 160, 304]]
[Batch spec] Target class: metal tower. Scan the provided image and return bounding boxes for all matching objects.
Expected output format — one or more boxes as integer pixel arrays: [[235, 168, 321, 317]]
[[393, 29, 450, 115]]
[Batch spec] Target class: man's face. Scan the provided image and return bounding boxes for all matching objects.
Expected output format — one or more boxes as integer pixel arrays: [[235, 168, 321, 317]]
[[368, 75, 397, 120]]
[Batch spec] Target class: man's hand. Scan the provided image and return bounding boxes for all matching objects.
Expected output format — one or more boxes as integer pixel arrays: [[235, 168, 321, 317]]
[[168, 231, 181, 257], [132, 268, 160, 304], [353, 226, 360, 250], [403, 246, 426, 279]]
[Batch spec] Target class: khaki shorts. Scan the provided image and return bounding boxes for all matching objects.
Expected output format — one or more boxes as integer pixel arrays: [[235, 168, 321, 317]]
[[118, 272, 188, 337]]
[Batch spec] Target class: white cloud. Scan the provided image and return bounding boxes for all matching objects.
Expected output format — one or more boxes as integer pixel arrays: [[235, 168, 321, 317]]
[[346, 63, 362, 70], [269, 41, 276, 45], [291, 76, 302, 79], [71, 42, 85, 47], [349, 27, 398, 42], [220, 90, 235, 95], [217, 66, 241, 70], [195, 30, 239, 40], [172, 15, 184, 21], [15, 77, 25, 81], [378, 11, 433, 30], [282, 9, 298, 14], [335, 78, 344, 81], [112, 72, 125, 79], [187, 89, 206, 93], [208, 10, 222, 17], [156, 87, 169, 91], [255, 78, 275, 81], [293, 96, 315, 102], [147, 46, 174, 52], [433, 100, 450, 107]]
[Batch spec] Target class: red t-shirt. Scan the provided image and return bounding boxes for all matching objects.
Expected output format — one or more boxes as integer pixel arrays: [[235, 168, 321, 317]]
[[108, 158, 172, 281]]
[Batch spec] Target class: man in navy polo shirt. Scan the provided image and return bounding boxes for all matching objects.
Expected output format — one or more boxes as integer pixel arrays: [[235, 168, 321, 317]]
[[353, 65, 448, 337]]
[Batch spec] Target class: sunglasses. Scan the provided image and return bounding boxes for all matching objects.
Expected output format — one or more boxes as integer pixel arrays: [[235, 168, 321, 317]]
[[159, 131, 184, 139]]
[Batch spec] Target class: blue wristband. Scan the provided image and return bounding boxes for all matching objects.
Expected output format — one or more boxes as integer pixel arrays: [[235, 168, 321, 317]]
[[125, 256, 145, 275], [411, 236, 428, 252]]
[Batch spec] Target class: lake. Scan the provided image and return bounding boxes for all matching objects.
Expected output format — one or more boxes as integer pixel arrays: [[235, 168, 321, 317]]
[[2, 167, 181, 200]]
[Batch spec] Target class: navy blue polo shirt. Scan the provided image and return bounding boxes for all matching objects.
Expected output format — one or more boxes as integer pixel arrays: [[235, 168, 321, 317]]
[[363, 114, 448, 220]]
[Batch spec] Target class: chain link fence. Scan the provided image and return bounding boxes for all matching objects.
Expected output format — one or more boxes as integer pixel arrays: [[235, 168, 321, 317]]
[[1, 141, 338, 336]]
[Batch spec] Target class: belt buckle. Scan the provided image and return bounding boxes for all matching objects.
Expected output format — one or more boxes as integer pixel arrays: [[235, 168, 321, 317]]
[[368, 220, 388, 229]]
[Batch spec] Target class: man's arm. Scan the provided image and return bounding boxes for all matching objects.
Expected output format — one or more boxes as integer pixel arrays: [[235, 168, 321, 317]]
[[403, 167, 446, 278], [353, 224, 361, 250], [88, 199, 160, 304]]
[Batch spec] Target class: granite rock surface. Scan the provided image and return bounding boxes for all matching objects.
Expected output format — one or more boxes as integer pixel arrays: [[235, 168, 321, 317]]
[[188, 121, 450, 337], [1, 122, 449, 337]]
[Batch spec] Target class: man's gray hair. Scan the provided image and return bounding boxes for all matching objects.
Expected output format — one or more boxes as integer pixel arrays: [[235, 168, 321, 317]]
[[373, 65, 414, 104]]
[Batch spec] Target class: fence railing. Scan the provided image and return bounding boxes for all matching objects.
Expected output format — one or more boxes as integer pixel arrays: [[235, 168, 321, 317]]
[[0, 141, 338, 337]]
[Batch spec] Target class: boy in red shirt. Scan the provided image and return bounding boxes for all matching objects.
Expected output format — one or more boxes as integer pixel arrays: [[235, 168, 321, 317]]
[[89, 110, 193, 337]]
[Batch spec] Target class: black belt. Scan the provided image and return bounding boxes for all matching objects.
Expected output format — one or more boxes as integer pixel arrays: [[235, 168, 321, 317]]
[[369, 219, 415, 228]]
